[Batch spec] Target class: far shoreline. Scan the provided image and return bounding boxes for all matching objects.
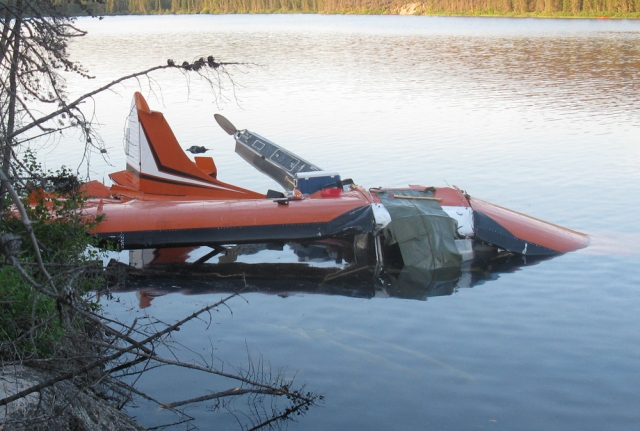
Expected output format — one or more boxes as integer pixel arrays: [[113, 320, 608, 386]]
[[68, 6, 640, 20], [90, 12, 640, 19]]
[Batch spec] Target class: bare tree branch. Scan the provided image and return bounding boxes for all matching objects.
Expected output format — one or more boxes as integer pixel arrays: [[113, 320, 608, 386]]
[[0, 293, 238, 407], [8, 59, 243, 141], [164, 388, 286, 409], [1, 4, 319, 430]]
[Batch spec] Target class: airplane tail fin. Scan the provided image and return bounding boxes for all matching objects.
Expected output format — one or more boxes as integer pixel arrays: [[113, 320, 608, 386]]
[[109, 92, 263, 200]]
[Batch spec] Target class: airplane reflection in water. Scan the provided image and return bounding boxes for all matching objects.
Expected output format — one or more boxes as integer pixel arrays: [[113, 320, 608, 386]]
[[112, 241, 552, 309]]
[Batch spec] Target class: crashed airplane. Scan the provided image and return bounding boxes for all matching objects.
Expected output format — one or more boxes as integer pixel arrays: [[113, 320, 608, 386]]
[[83, 92, 589, 272]]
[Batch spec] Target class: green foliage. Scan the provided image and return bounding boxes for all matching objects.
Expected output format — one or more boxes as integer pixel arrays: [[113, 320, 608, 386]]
[[0, 150, 107, 360], [8, 153, 97, 261], [0, 267, 64, 358]]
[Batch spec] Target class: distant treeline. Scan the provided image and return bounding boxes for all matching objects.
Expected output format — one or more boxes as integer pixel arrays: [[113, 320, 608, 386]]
[[58, 0, 640, 17]]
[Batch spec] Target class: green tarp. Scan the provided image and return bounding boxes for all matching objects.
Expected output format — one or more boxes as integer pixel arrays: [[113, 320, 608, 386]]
[[374, 189, 462, 271]]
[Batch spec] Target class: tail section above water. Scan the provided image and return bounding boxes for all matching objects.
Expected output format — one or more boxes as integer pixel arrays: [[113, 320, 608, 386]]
[[109, 92, 263, 200]]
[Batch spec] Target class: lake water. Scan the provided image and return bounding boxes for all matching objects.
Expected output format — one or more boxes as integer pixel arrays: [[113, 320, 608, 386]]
[[54, 14, 640, 430]]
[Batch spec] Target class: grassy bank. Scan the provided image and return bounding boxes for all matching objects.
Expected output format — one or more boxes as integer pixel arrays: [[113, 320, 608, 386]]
[[64, 0, 640, 18]]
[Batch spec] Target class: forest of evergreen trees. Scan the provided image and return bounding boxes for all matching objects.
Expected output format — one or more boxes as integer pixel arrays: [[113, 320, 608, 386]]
[[59, 0, 640, 17]]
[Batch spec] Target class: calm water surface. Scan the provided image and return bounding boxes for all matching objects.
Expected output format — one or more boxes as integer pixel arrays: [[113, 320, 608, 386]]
[[52, 15, 640, 430]]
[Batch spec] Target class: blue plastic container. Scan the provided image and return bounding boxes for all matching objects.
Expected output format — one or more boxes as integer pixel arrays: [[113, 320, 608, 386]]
[[294, 172, 341, 195]]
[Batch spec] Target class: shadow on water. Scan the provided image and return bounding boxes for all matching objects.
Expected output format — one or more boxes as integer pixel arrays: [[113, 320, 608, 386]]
[[107, 241, 554, 309]]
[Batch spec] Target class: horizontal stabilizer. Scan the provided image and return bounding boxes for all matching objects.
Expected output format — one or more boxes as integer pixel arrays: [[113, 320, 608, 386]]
[[81, 180, 113, 199]]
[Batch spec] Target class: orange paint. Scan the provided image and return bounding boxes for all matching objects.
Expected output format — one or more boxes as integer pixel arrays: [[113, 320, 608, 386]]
[[89, 188, 373, 235]]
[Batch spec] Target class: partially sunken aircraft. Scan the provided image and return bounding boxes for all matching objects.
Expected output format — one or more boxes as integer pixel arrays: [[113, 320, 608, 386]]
[[83, 92, 588, 278]]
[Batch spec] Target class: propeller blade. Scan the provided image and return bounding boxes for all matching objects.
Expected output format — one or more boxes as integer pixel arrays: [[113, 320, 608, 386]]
[[214, 114, 237, 136]]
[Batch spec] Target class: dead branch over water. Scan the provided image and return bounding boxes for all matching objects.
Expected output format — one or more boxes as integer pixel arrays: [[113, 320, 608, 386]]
[[1, 242, 320, 429], [1, 2, 319, 428], [0, 174, 320, 429]]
